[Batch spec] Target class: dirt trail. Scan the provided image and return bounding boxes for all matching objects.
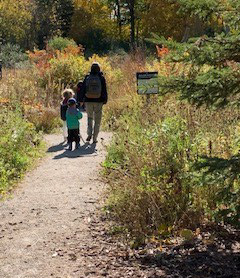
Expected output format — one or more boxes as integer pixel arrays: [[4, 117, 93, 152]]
[[0, 113, 111, 278]]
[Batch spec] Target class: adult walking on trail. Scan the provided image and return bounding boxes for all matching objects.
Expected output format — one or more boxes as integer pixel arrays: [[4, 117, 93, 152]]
[[80, 62, 108, 144]]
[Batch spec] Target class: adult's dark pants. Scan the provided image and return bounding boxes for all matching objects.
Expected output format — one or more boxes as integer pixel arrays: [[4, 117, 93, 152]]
[[68, 129, 80, 144]]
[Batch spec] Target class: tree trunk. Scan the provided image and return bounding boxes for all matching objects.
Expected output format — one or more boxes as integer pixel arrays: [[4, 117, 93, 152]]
[[116, 0, 122, 38], [181, 26, 190, 43], [127, 0, 135, 48], [181, 16, 205, 43], [136, 20, 140, 47], [192, 16, 205, 37]]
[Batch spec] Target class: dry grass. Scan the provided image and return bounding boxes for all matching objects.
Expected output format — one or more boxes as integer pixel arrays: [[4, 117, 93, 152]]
[[103, 54, 240, 240], [0, 68, 61, 132]]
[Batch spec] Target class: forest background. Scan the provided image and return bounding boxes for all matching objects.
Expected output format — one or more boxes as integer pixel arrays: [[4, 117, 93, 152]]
[[0, 0, 214, 55]]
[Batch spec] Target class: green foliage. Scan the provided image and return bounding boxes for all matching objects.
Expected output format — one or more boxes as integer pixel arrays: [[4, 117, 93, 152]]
[[0, 43, 28, 68], [47, 55, 87, 86], [70, 0, 119, 54], [3, 0, 234, 52], [101, 44, 239, 236], [148, 2, 240, 108], [55, 0, 74, 37], [0, 107, 42, 195], [104, 93, 240, 236], [194, 155, 240, 226], [34, 0, 74, 49], [176, 0, 220, 19], [37, 53, 116, 95], [156, 66, 240, 108], [104, 107, 198, 236], [0, 63, 63, 192], [0, 0, 33, 47], [48, 36, 77, 51], [139, 0, 240, 232]]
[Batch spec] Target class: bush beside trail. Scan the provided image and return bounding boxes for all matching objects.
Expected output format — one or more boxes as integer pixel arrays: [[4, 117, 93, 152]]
[[0, 43, 29, 68], [102, 54, 240, 241], [0, 106, 43, 195]]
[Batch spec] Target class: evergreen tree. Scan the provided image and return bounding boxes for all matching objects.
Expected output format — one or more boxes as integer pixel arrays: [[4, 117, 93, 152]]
[[149, 0, 240, 107]]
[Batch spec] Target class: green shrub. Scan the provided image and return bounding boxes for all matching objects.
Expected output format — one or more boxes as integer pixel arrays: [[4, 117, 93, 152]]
[[104, 112, 199, 237], [0, 107, 42, 195], [48, 54, 88, 86], [193, 156, 240, 227], [0, 43, 28, 68], [104, 93, 240, 238], [48, 36, 77, 51]]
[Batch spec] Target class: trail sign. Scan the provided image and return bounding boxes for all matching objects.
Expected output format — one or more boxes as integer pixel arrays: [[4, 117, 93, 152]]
[[137, 72, 158, 95]]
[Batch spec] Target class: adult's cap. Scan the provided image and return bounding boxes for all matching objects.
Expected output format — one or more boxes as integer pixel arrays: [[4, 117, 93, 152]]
[[67, 98, 76, 105]]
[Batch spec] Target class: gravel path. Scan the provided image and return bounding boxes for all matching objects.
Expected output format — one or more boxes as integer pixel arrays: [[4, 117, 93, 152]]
[[0, 113, 111, 278]]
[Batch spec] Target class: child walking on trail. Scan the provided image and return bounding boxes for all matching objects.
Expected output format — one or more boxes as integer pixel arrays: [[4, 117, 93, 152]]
[[66, 98, 83, 151], [60, 89, 74, 142]]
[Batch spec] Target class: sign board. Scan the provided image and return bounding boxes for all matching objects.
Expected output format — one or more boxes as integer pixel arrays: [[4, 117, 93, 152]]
[[137, 72, 158, 95]]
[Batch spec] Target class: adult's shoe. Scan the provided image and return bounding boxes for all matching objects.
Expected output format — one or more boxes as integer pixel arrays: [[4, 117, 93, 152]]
[[86, 136, 92, 142]]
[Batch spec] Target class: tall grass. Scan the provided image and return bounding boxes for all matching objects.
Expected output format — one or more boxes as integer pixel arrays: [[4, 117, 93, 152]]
[[103, 54, 240, 240], [0, 106, 43, 195], [0, 68, 58, 194]]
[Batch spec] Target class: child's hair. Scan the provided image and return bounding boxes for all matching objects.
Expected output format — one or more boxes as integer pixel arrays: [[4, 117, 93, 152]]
[[62, 88, 74, 99]]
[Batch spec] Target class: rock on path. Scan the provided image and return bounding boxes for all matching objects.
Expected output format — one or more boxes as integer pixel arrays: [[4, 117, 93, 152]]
[[0, 113, 111, 278]]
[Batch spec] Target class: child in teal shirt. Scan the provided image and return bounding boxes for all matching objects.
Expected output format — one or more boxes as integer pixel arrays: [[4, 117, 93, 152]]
[[66, 98, 83, 151]]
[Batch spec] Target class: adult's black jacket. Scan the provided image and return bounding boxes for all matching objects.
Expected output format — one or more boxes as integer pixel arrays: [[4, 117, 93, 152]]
[[79, 72, 108, 104]]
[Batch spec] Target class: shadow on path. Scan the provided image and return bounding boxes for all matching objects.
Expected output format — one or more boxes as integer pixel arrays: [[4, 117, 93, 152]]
[[47, 141, 67, 153], [49, 143, 98, 160], [135, 227, 240, 278]]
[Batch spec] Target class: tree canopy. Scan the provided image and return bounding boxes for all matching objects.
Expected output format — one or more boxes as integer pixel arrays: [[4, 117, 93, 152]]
[[0, 0, 33, 46], [0, 0, 206, 52], [149, 0, 240, 108], [0, 0, 239, 56]]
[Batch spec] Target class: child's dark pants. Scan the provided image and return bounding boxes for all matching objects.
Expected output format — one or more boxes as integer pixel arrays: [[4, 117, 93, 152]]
[[68, 129, 80, 144]]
